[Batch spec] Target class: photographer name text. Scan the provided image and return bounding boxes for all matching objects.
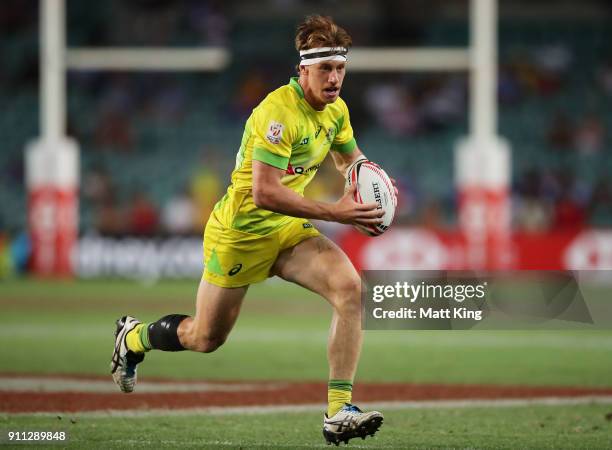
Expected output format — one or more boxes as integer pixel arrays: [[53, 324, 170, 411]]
[[369, 282, 488, 322]]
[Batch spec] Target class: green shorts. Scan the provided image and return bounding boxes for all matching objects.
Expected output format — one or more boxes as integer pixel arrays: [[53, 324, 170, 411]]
[[203, 212, 321, 288]]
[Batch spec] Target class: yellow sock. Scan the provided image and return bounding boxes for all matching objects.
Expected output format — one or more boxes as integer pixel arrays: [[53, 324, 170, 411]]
[[126, 323, 148, 353], [328, 380, 353, 417]]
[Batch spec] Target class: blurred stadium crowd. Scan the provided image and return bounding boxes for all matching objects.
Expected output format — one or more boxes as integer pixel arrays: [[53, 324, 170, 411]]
[[1, 0, 611, 263]]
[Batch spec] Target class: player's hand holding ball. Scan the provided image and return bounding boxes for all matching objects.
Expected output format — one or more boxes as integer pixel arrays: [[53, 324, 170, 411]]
[[344, 158, 397, 236]]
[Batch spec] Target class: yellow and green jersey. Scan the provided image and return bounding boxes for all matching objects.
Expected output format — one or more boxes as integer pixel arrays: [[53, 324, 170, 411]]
[[213, 77, 357, 235]]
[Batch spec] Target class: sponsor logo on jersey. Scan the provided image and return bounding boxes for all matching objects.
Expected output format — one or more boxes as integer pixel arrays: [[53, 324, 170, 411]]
[[286, 162, 321, 175], [300, 137, 309, 145], [315, 125, 323, 138], [302, 222, 313, 229], [266, 121, 284, 144]]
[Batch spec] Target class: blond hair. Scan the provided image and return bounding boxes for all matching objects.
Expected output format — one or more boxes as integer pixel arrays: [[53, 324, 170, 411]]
[[295, 15, 352, 70]]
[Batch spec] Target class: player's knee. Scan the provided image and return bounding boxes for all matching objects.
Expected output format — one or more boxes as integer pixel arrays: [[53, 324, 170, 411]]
[[331, 276, 361, 318], [192, 334, 226, 353], [188, 333, 227, 353]]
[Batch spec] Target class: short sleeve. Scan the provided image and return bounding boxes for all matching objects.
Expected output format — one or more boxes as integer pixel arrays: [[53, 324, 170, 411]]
[[252, 104, 296, 170], [331, 100, 357, 154]]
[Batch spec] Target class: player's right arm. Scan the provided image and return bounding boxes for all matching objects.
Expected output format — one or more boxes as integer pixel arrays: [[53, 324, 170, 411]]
[[249, 103, 382, 226], [252, 160, 383, 226]]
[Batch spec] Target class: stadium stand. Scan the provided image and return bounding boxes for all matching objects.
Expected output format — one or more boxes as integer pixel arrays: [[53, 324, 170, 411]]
[[1, 1, 611, 234]]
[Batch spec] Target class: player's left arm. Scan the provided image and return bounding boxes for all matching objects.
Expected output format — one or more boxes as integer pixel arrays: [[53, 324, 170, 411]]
[[329, 146, 366, 174], [329, 101, 398, 194], [331, 147, 398, 197]]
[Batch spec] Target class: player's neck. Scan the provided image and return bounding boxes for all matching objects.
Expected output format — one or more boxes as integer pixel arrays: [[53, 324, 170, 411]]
[[298, 78, 326, 111]]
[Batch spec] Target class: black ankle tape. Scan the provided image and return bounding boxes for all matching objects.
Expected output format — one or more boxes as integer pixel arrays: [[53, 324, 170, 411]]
[[147, 314, 189, 351]]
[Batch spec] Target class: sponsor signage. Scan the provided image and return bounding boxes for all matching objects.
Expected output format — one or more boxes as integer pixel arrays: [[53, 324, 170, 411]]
[[8, 228, 609, 279], [339, 228, 612, 271], [75, 235, 203, 279]]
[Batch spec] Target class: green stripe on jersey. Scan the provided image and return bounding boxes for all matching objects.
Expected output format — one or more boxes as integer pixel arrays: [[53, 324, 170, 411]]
[[253, 147, 290, 170], [331, 137, 357, 154]]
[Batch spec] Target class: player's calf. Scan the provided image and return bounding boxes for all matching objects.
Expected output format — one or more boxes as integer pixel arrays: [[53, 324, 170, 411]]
[[188, 335, 226, 353], [177, 320, 228, 353]]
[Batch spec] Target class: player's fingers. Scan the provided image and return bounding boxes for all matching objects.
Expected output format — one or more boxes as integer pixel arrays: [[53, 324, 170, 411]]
[[355, 201, 379, 211], [357, 209, 385, 219], [355, 217, 384, 226]]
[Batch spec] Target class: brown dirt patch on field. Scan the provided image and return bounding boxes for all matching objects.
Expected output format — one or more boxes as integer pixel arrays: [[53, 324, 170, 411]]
[[2, 375, 612, 413]]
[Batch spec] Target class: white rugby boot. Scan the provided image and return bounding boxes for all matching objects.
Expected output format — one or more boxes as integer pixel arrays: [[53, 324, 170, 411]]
[[110, 316, 145, 393], [323, 404, 383, 446]]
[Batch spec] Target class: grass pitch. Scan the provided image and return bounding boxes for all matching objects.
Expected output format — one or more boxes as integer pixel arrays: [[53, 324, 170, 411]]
[[2, 403, 612, 449], [1, 279, 611, 387], [2, 278, 612, 449]]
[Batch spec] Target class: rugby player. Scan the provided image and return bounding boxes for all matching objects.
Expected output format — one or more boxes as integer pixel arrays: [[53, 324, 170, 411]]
[[111, 15, 390, 445]]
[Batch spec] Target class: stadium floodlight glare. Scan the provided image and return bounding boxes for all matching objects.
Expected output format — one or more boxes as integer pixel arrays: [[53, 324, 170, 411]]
[[347, 48, 470, 72], [65, 47, 230, 72]]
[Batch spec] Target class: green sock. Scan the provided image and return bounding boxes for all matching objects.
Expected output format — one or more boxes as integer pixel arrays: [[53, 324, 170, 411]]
[[139, 323, 151, 351], [125, 323, 151, 353]]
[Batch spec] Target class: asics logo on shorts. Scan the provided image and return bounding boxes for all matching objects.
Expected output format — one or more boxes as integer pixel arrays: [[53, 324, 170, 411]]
[[228, 264, 243, 276]]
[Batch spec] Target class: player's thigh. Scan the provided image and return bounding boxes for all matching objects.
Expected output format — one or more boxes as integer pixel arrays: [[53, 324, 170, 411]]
[[190, 278, 248, 339], [272, 235, 361, 308]]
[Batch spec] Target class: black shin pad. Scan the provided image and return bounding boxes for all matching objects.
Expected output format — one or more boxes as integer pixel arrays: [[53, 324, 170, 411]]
[[147, 314, 189, 351]]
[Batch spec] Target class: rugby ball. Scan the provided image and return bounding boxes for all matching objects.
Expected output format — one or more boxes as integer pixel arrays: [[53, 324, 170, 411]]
[[346, 160, 397, 236]]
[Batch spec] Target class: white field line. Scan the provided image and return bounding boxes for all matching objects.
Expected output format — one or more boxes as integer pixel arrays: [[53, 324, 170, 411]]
[[102, 439, 392, 449], [0, 376, 287, 393], [97, 439, 397, 449], [3, 396, 612, 418]]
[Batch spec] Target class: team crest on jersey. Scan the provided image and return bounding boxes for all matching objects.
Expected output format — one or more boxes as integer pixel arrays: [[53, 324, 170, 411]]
[[266, 121, 284, 144], [325, 126, 336, 143]]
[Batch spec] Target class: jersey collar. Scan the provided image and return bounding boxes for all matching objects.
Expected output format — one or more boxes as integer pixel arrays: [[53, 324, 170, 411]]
[[289, 77, 304, 99], [290, 77, 328, 113]]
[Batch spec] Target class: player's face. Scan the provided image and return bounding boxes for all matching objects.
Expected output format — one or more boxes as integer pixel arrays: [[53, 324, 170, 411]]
[[301, 60, 346, 109]]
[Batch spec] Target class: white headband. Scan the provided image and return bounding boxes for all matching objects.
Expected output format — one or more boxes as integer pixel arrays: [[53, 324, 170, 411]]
[[299, 47, 348, 66]]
